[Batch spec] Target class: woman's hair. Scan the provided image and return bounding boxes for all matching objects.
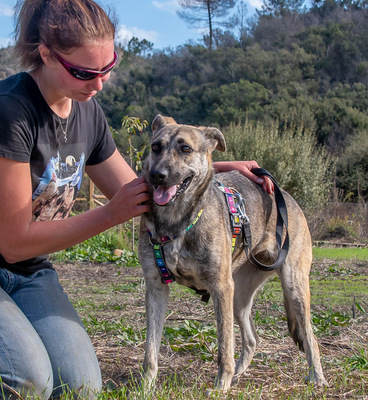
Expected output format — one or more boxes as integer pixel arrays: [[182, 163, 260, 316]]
[[14, 0, 117, 69]]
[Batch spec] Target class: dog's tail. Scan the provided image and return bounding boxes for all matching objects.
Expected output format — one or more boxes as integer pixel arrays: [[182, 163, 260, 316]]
[[284, 295, 305, 352]]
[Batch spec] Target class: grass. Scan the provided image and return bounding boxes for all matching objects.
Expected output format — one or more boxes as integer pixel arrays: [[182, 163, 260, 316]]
[[8, 243, 368, 399], [313, 246, 368, 261]]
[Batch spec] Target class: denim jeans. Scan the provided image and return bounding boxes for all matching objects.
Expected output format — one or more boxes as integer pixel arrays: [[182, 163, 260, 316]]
[[0, 267, 102, 399]]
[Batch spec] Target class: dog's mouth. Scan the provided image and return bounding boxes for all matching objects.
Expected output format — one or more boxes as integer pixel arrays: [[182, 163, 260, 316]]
[[153, 176, 193, 206]]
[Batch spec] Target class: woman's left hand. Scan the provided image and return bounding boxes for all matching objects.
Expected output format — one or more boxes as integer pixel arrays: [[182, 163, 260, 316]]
[[213, 160, 274, 194]]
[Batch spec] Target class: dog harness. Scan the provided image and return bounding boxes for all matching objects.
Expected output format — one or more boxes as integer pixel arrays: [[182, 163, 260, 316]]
[[213, 180, 248, 252], [215, 168, 290, 272], [148, 168, 289, 288], [148, 209, 203, 284]]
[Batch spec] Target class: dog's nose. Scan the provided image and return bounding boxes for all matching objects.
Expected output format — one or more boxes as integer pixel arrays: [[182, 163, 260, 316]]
[[149, 169, 168, 185]]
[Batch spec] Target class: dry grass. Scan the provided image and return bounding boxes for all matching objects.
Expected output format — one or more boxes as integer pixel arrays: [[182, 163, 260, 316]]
[[55, 259, 368, 399]]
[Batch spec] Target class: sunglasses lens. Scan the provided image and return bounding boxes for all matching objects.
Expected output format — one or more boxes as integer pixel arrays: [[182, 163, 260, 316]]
[[70, 68, 98, 80], [70, 67, 113, 81]]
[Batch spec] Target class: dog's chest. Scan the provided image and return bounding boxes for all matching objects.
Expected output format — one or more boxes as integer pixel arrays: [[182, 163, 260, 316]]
[[163, 239, 206, 287]]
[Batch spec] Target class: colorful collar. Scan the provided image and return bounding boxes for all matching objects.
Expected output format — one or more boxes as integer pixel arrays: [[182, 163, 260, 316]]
[[148, 208, 203, 284]]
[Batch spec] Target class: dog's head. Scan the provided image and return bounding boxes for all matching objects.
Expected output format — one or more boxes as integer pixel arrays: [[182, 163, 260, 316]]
[[146, 114, 226, 206]]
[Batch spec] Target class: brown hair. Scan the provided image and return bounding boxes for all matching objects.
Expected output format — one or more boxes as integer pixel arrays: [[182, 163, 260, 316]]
[[14, 0, 117, 69]]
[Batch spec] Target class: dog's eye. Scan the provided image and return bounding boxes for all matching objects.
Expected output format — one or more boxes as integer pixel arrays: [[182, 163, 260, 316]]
[[181, 145, 192, 153], [151, 143, 161, 153]]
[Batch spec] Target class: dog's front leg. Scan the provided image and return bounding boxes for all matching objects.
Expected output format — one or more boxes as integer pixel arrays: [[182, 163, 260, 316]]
[[142, 276, 169, 389], [212, 274, 235, 391]]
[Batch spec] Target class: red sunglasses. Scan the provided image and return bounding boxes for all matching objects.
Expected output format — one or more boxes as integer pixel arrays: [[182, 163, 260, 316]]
[[51, 50, 118, 81]]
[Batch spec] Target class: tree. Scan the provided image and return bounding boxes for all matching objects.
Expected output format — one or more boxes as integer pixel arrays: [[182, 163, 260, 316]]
[[127, 37, 153, 56], [258, 0, 305, 16], [177, 0, 236, 50], [232, 1, 249, 43]]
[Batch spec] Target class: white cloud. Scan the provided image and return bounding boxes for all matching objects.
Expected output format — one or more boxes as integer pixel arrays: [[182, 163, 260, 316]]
[[115, 24, 160, 46], [0, 37, 13, 48], [152, 0, 179, 15], [0, 3, 13, 17], [246, 0, 263, 9]]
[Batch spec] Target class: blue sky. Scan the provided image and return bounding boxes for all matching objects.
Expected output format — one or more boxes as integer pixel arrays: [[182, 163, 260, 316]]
[[0, 0, 262, 49]]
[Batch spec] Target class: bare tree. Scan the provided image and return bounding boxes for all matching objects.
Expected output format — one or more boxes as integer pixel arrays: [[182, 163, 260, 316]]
[[177, 0, 236, 50], [231, 1, 248, 42]]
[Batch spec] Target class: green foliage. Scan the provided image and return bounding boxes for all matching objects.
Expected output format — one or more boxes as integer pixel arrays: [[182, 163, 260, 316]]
[[214, 120, 334, 215], [120, 116, 148, 171], [52, 228, 140, 267], [84, 316, 144, 345], [320, 215, 359, 240], [346, 348, 368, 371], [163, 320, 218, 361], [336, 129, 368, 200], [311, 310, 351, 335]]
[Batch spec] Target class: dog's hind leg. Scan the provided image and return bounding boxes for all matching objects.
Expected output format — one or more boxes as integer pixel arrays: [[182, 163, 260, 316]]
[[141, 277, 170, 389], [233, 265, 273, 377], [279, 255, 328, 387]]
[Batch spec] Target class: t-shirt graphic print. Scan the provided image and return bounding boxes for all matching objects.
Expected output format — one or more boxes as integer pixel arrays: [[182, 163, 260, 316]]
[[32, 152, 85, 221]]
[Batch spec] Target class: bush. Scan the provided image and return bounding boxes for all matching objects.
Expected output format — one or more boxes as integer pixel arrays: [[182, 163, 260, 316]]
[[214, 120, 334, 216]]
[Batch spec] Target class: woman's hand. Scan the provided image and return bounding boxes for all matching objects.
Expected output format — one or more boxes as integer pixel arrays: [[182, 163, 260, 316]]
[[104, 176, 150, 225], [213, 160, 274, 194]]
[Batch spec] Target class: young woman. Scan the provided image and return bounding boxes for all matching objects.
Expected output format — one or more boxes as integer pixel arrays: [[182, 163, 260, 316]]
[[0, 0, 272, 398]]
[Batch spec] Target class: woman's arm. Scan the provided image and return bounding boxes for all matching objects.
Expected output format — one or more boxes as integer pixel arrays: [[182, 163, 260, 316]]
[[213, 160, 274, 194], [0, 150, 150, 263]]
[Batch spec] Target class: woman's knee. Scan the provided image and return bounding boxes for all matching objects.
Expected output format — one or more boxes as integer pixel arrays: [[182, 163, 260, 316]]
[[0, 291, 54, 399], [49, 322, 102, 398], [0, 358, 54, 400]]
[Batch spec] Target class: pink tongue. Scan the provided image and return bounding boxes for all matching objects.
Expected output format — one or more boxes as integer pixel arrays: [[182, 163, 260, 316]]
[[153, 185, 177, 205]]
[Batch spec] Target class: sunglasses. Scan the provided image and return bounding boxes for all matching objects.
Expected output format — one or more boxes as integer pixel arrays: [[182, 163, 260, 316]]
[[51, 50, 118, 81]]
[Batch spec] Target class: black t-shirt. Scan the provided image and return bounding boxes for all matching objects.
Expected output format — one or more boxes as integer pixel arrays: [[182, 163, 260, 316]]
[[0, 72, 116, 274]]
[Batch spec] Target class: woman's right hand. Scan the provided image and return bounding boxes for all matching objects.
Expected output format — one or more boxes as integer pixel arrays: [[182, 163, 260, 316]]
[[104, 176, 150, 225]]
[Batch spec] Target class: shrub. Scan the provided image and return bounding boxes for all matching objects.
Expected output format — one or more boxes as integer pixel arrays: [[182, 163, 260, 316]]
[[214, 120, 334, 216]]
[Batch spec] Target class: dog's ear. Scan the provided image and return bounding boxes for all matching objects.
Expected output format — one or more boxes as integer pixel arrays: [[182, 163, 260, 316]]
[[203, 127, 226, 152], [152, 114, 177, 135]]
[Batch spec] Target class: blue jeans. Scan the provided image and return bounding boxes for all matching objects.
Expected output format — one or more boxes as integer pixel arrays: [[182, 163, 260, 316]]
[[0, 267, 102, 399]]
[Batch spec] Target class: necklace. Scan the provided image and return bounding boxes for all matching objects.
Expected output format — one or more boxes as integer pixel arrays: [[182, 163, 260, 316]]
[[36, 74, 69, 142], [56, 115, 69, 142]]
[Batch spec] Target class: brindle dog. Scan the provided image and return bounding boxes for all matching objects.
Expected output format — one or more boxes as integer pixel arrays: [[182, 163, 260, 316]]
[[138, 114, 327, 391]]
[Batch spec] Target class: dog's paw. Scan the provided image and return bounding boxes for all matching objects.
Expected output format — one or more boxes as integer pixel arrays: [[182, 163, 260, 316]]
[[305, 374, 329, 387], [205, 388, 231, 398]]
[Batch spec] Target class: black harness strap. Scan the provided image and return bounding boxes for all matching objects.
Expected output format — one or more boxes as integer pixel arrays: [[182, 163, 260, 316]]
[[243, 168, 290, 271]]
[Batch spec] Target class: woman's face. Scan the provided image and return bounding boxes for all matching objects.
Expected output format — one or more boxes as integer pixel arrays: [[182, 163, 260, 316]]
[[47, 39, 116, 103]]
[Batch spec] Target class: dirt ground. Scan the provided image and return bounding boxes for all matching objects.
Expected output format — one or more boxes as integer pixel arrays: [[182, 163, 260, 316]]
[[55, 258, 368, 399]]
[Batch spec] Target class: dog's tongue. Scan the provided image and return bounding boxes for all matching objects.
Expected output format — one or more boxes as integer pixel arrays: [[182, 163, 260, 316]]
[[153, 185, 177, 205]]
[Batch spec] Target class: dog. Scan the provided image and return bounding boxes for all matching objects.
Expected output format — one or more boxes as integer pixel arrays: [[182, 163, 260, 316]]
[[138, 114, 327, 391]]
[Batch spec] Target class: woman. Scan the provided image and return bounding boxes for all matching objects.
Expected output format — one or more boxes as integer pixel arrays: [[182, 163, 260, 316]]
[[0, 0, 272, 398]]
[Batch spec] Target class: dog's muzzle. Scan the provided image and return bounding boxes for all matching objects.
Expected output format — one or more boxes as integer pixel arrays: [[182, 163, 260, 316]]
[[152, 176, 193, 206]]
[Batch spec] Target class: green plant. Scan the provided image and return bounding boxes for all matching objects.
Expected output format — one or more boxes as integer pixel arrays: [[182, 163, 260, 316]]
[[121, 116, 148, 171], [323, 215, 359, 240], [311, 310, 351, 335], [346, 347, 368, 371], [163, 320, 218, 361], [51, 227, 140, 266]]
